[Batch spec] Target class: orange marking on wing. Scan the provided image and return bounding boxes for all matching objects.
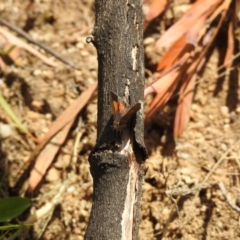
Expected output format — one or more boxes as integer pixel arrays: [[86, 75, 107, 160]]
[[112, 100, 119, 117], [118, 102, 125, 112]]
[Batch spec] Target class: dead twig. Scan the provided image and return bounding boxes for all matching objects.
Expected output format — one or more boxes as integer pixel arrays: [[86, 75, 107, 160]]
[[181, 140, 240, 225], [0, 17, 79, 69], [159, 179, 240, 238], [166, 181, 240, 213]]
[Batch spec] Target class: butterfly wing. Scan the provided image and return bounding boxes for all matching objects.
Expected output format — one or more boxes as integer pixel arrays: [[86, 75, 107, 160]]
[[110, 90, 141, 129], [110, 91, 119, 117], [117, 103, 141, 128]]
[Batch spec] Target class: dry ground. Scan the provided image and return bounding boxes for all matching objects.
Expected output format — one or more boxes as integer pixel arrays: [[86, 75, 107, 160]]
[[0, 0, 240, 239]]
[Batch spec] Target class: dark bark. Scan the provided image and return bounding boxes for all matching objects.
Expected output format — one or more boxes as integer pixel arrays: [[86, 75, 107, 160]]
[[85, 0, 147, 239]]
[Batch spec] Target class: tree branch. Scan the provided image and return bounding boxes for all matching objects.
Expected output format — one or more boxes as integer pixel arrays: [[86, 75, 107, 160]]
[[84, 0, 147, 239]]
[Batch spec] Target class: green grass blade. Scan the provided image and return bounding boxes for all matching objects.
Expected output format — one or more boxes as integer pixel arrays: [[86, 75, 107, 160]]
[[0, 93, 29, 134]]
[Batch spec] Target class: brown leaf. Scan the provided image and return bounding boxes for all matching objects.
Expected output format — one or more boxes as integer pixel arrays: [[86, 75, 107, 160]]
[[28, 82, 97, 192], [146, 0, 230, 137], [155, 0, 222, 48], [174, 74, 196, 138], [146, 70, 180, 119], [144, 64, 180, 97], [157, 36, 193, 71], [157, 36, 185, 71], [28, 120, 74, 192], [39, 82, 97, 145], [145, 0, 169, 22], [145, 52, 190, 119], [208, 0, 231, 22], [224, 9, 235, 68], [185, 13, 207, 46], [0, 27, 57, 67], [173, 11, 227, 137]]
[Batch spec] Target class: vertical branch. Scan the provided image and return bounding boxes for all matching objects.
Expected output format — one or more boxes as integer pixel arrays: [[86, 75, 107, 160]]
[[85, 0, 147, 239]]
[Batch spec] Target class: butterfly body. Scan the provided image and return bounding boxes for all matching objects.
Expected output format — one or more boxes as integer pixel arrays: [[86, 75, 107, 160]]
[[110, 91, 141, 130]]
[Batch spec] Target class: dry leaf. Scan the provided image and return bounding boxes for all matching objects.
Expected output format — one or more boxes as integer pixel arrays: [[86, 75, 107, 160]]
[[174, 74, 196, 137], [28, 120, 73, 192], [145, 0, 169, 22], [155, 0, 222, 48], [0, 27, 57, 67], [224, 10, 235, 68], [28, 82, 97, 192], [157, 36, 192, 71]]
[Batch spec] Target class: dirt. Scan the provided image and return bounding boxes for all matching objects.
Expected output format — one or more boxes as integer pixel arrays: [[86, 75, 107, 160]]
[[0, 0, 240, 239]]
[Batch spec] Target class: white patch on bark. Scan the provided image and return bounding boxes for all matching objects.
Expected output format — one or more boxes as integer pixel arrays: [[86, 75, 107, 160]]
[[131, 45, 138, 71], [121, 157, 138, 240]]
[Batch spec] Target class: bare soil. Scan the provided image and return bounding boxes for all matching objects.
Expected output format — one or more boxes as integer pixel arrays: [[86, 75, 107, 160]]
[[0, 0, 240, 239]]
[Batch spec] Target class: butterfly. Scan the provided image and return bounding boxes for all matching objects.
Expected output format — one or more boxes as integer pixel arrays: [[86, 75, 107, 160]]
[[110, 91, 141, 130]]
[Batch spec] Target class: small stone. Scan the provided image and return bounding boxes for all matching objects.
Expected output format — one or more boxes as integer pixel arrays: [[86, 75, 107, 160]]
[[31, 100, 43, 111], [177, 152, 190, 159], [67, 47, 77, 53], [52, 80, 58, 87], [41, 127, 49, 133], [81, 50, 89, 57], [46, 168, 60, 182], [223, 124, 230, 131], [72, 218, 76, 224], [220, 106, 229, 117], [236, 107, 240, 113], [208, 114, 214, 120], [67, 186, 76, 193], [54, 84, 65, 96], [168, 222, 178, 230], [42, 70, 54, 79], [191, 103, 200, 112], [208, 85, 215, 92], [45, 113, 52, 120], [224, 118, 230, 124], [0, 124, 13, 139], [76, 42, 84, 49], [144, 37, 155, 45], [0, 78, 5, 88], [26, 110, 39, 119], [162, 207, 170, 220], [206, 189, 212, 199], [32, 69, 42, 76], [230, 111, 237, 121], [160, 135, 167, 144], [180, 167, 192, 175], [217, 221, 224, 229], [220, 143, 227, 151], [54, 154, 71, 169], [183, 175, 194, 184]]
